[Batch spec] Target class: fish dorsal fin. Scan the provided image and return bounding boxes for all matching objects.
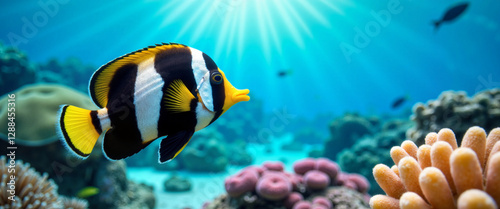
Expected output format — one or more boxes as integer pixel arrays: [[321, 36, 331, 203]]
[[89, 43, 187, 108], [164, 79, 196, 113]]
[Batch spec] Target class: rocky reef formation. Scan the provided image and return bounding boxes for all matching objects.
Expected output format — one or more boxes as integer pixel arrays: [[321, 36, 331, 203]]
[[212, 98, 266, 143], [407, 89, 500, 145], [0, 43, 97, 95], [292, 127, 325, 145], [337, 119, 411, 194], [0, 156, 88, 209], [371, 127, 500, 209], [0, 43, 36, 96], [203, 158, 370, 209], [323, 113, 376, 160], [320, 112, 410, 194], [163, 173, 192, 192], [0, 84, 155, 209], [180, 130, 228, 172], [128, 128, 254, 171], [38, 57, 95, 93]]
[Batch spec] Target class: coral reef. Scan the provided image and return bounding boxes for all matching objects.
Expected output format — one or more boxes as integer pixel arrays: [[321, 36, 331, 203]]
[[180, 129, 228, 172], [213, 98, 266, 143], [164, 173, 192, 192], [0, 156, 88, 209], [407, 89, 500, 145], [282, 127, 326, 152], [293, 127, 325, 145], [127, 128, 253, 170], [282, 140, 304, 151], [370, 126, 500, 209], [324, 113, 375, 160], [337, 119, 411, 194], [0, 43, 96, 95], [226, 140, 253, 166], [61, 196, 90, 209], [38, 57, 95, 93], [204, 158, 370, 209], [90, 160, 155, 209], [0, 43, 36, 96], [0, 84, 96, 144]]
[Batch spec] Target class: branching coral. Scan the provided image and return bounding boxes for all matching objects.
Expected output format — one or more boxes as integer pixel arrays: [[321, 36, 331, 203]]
[[370, 126, 500, 209], [0, 156, 89, 209], [61, 196, 89, 209], [0, 156, 62, 208]]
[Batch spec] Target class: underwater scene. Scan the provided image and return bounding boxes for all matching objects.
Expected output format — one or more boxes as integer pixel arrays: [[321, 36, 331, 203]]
[[1, 0, 500, 208]]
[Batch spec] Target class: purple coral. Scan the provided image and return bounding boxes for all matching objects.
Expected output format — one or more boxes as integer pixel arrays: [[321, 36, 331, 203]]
[[256, 172, 292, 200], [284, 192, 304, 209], [284, 172, 304, 191], [293, 201, 312, 209], [304, 170, 330, 190], [314, 158, 339, 182], [347, 173, 370, 193], [263, 161, 285, 172], [212, 158, 370, 209], [293, 158, 316, 175], [312, 197, 332, 208], [224, 169, 259, 197]]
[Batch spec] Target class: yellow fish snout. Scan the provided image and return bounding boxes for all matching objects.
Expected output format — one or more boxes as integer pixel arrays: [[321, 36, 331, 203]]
[[232, 88, 250, 104], [220, 70, 250, 112]]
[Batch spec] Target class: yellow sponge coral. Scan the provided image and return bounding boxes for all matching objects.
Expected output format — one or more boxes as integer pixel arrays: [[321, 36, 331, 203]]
[[371, 126, 500, 209]]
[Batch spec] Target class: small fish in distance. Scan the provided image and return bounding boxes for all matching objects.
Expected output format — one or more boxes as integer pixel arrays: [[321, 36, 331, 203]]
[[57, 43, 250, 164], [433, 2, 469, 31], [391, 95, 409, 109], [277, 69, 293, 77], [76, 186, 100, 199]]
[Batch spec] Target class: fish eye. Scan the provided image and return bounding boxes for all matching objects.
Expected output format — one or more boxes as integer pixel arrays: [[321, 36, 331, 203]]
[[211, 72, 223, 84]]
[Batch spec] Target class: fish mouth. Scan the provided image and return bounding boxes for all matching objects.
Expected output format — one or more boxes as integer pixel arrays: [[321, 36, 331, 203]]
[[232, 89, 250, 103]]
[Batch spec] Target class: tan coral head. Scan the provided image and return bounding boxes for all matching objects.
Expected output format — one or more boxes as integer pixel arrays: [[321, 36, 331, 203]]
[[371, 126, 500, 209]]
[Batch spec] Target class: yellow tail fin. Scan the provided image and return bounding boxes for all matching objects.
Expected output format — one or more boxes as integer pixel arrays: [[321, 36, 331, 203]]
[[58, 105, 103, 158]]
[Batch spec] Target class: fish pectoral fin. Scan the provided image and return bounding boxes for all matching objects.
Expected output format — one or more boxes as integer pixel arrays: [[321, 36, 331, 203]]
[[164, 79, 196, 113], [158, 130, 194, 163]]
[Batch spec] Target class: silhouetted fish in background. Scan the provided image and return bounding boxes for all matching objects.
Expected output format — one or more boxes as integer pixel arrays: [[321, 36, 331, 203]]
[[434, 2, 469, 31], [277, 69, 293, 77], [391, 95, 409, 109]]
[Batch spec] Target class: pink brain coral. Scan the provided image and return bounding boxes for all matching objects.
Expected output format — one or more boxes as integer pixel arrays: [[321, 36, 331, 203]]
[[314, 158, 339, 181], [284, 192, 304, 209], [224, 169, 259, 197], [263, 161, 285, 172], [256, 172, 293, 200], [294, 158, 316, 175], [304, 170, 330, 190], [347, 173, 370, 193]]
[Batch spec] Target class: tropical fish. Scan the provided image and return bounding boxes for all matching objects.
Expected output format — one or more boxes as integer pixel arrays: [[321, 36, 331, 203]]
[[57, 43, 250, 163], [391, 95, 409, 109], [76, 186, 100, 199], [434, 2, 469, 31], [277, 69, 293, 77]]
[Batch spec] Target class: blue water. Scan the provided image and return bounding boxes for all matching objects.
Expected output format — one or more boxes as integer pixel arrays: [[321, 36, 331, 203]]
[[1, 0, 499, 116]]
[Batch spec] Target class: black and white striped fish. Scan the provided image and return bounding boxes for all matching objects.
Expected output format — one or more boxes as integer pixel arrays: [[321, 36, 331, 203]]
[[57, 43, 250, 163]]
